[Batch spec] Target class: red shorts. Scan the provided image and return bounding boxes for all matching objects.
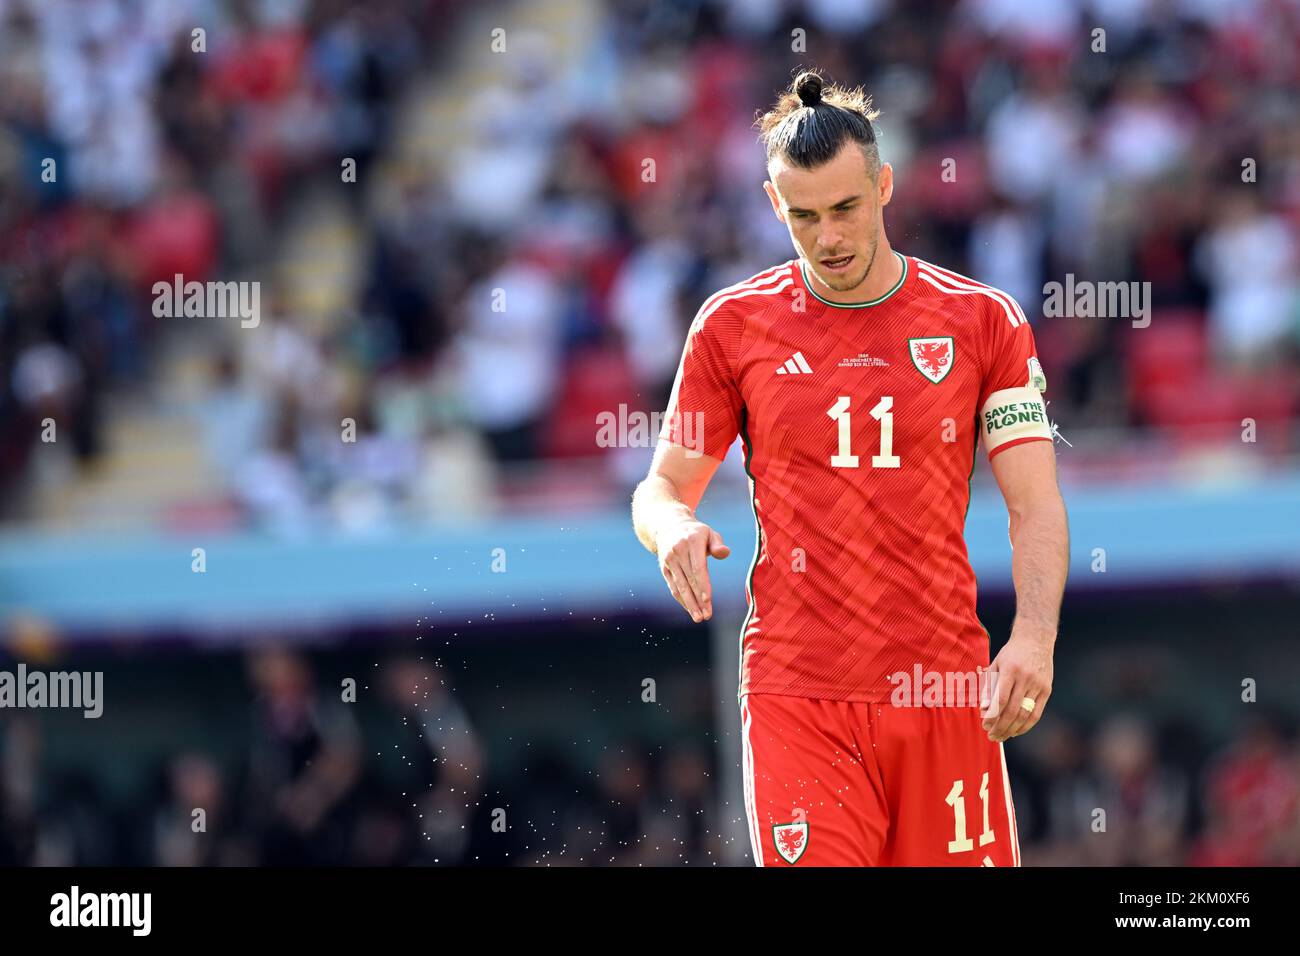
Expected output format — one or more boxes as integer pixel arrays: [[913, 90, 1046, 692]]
[[740, 693, 1021, 866]]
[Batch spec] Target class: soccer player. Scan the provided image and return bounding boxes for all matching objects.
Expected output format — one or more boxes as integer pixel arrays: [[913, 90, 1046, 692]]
[[631, 71, 1069, 866]]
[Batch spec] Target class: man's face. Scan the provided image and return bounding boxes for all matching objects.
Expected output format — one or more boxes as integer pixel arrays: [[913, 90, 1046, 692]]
[[764, 143, 893, 294]]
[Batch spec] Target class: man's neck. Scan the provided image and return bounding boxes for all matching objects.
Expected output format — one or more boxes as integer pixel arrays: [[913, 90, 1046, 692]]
[[805, 243, 902, 305]]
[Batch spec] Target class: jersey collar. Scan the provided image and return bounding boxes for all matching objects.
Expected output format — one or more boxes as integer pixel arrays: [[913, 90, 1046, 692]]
[[799, 251, 908, 309]]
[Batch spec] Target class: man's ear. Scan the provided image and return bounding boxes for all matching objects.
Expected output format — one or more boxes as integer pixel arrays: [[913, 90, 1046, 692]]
[[878, 163, 894, 208], [763, 180, 786, 224]]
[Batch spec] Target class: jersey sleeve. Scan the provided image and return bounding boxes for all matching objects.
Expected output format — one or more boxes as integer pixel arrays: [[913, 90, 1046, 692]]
[[659, 302, 744, 460], [977, 295, 1052, 460]]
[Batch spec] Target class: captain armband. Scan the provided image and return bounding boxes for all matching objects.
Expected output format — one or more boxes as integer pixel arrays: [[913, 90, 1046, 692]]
[[981, 386, 1052, 454]]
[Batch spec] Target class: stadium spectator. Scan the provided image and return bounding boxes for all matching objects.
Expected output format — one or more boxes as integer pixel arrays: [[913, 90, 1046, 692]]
[[243, 645, 362, 864]]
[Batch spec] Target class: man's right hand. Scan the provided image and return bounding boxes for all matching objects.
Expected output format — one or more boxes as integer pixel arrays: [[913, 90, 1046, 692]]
[[655, 518, 731, 622]]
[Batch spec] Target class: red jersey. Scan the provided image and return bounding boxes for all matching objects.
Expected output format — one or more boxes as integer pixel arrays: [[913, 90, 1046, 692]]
[[661, 252, 1053, 701]]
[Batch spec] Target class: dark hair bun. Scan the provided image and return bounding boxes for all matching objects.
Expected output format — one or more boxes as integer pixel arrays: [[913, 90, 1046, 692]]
[[795, 72, 823, 107]]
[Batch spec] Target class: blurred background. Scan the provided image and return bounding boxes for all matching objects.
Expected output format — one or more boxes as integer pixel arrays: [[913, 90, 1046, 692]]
[[1, 0, 1299, 866]]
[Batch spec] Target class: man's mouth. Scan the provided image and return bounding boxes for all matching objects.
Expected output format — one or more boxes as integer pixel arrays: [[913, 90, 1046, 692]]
[[820, 253, 854, 272]]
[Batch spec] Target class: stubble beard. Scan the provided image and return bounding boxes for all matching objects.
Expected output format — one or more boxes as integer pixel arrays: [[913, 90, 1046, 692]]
[[818, 233, 879, 293]]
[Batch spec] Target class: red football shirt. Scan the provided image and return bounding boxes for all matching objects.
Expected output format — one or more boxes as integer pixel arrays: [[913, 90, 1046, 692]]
[[661, 252, 1053, 701]]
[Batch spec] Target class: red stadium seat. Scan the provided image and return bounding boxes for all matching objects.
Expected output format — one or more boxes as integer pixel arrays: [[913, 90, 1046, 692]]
[[541, 347, 636, 460], [1128, 308, 1295, 449], [1141, 371, 1296, 450], [1125, 309, 1207, 402]]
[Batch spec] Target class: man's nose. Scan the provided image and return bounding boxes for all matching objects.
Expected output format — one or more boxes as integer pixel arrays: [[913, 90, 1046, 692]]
[[816, 227, 844, 251]]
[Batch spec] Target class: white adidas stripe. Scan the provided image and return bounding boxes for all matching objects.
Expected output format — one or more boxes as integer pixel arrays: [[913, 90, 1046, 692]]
[[697, 264, 795, 321], [918, 258, 1028, 325], [916, 270, 1021, 327], [664, 271, 795, 438], [741, 698, 764, 866], [917, 271, 1021, 328], [776, 351, 813, 374], [921, 259, 1030, 326], [699, 262, 792, 312], [998, 741, 1021, 866], [915, 261, 1024, 328], [692, 274, 794, 331]]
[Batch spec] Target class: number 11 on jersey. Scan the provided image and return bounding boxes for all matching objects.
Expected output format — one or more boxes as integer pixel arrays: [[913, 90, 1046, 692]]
[[827, 395, 901, 469]]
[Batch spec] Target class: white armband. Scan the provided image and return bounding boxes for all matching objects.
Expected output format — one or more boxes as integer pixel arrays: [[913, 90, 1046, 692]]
[[981, 386, 1051, 453]]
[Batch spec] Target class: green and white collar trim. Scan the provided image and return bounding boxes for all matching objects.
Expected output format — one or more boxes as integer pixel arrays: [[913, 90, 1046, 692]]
[[800, 251, 907, 308]]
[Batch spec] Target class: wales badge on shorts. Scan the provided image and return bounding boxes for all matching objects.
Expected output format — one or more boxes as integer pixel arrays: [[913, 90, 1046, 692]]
[[772, 821, 809, 864]]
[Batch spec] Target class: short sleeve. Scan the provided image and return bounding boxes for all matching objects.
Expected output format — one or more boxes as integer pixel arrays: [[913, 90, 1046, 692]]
[[978, 295, 1052, 459], [659, 302, 744, 460]]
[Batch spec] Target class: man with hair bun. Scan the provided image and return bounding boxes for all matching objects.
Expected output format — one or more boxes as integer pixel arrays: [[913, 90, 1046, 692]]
[[632, 69, 1068, 866]]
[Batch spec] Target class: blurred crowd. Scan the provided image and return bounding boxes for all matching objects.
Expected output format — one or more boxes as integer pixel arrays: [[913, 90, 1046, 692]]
[[0, 645, 733, 866], [0, 641, 1295, 866], [1014, 711, 1300, 866], [0, 649, 490, 865], [2, 0, 1299, 528]]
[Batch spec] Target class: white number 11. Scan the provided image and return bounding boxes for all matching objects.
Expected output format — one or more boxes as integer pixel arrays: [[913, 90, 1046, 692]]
[[826, 395, 900, 469]]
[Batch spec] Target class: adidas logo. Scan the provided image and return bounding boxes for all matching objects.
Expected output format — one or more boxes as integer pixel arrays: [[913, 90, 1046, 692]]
[[776, 351, 814, 375]]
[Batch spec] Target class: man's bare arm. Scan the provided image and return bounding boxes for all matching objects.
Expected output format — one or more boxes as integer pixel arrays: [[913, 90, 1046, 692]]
[[632, 441, 731, 622], [1001, 442, 1069, 637], [982, 439, 1069, 741]]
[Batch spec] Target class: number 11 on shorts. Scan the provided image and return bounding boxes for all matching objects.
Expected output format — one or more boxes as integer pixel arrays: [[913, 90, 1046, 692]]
[[945, 773, 995, 854]]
